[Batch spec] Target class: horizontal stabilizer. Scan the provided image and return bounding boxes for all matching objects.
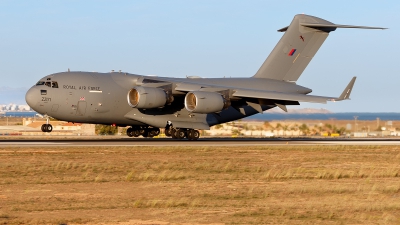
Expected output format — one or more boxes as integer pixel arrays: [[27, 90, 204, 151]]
[[300, 23, 388, 31], [278, 22, 387, 32]]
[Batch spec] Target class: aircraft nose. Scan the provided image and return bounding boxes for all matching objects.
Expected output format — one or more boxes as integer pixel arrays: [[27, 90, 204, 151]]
[[25, 87, 38, 108]]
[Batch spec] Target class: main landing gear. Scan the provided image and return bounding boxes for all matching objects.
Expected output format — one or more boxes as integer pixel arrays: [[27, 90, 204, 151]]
[[41, 116, 53, 133], [165, 127, 200, 141], [126, 126, 160, 138], [126, 126, 200, 140]]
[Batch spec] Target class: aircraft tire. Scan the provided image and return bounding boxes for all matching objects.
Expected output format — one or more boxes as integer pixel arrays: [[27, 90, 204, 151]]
[[132, 130, 140, 137], [192, 130, 200, 140], [142, 130, 149, 138], [165, 128, 172, 137], [41, 124, 46, 132], [149, 128, 159, 137], [46, 124, 53, 132], [176, 129, 186, 139], [170, 128, 177, 139], [187, 129, 194, 140], [127, 128, 133, 137]]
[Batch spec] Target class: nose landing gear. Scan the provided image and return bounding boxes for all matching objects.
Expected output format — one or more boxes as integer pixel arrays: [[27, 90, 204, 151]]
[[41, 124, 53, 132], [41, 116, 53, 133]]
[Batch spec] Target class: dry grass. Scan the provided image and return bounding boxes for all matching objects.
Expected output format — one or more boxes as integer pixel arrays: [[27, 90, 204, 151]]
[[0, 145, 400, 224]]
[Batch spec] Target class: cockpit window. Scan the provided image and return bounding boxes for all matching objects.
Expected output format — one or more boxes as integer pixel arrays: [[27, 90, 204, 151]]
[[45, 82, 51, 87], [36, 81, 45, 86], [52, 81, 58, 88]]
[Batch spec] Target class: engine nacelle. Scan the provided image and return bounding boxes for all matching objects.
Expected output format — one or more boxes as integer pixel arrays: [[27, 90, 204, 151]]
[[127, 87, 170, 109], [184, 91, 230, 114]]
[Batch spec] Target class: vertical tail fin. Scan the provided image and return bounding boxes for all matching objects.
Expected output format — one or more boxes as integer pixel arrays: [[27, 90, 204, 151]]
[[253, 14, 386, 82]]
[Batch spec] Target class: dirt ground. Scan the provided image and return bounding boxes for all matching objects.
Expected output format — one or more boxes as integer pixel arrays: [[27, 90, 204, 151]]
[[0, 145, 400, 225]]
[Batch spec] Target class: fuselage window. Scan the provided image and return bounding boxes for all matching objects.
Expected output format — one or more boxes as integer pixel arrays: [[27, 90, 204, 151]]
[[45, 82, 51, 87], [36, 81, 45, 86], [52, 81, 59, 88]]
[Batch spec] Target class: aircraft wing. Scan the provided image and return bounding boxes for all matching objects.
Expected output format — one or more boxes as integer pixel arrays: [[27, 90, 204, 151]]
[[174, 76, 356, 104], [232, 89, 334, 103]]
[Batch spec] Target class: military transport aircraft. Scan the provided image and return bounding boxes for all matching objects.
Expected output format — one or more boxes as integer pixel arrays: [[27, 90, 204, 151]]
[[25, 14, 386, 140]]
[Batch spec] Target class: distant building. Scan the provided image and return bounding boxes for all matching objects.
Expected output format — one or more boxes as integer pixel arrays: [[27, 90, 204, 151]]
[[0, 103, 31, 112]]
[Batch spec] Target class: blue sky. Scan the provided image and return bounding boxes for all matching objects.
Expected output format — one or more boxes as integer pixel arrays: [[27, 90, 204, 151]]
[[0, 1, 398, 112]]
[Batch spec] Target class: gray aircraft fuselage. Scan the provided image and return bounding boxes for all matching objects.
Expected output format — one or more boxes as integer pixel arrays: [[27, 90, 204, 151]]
[[26, 71, 310, 128]]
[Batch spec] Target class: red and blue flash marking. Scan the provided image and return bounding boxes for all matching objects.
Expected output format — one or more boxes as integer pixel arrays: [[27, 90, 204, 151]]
[[288, 49, 296, 56]]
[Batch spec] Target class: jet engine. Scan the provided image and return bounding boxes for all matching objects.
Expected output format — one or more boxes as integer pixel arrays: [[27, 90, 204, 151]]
[[184, 91, 230, 113], [127, 87, 172, 108]]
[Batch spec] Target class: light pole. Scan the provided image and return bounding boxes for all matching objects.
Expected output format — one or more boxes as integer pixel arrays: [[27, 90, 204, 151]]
[[377, 117, 380, 129], [353, 116, 358, 132]]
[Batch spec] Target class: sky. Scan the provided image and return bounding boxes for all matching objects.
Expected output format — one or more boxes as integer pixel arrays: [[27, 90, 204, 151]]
[[0, 0, 398, 112]]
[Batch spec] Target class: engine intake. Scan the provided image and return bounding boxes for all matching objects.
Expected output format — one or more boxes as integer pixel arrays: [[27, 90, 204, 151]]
[[127, 87, 171, 109], [184, 91, 230, 114]]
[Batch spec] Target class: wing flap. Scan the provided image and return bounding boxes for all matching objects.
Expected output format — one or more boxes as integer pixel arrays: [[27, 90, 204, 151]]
[[233, 89, 333, 103]]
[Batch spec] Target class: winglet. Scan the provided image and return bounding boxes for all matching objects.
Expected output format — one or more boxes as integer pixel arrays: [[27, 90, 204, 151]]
[[338, 76, 357, 100]]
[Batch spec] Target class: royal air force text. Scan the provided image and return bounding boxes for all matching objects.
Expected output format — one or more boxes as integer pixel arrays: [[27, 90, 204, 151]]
[[63, 85, 101, 91]]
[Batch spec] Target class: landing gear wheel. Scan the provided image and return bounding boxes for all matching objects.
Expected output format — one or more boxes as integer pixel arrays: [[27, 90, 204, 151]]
[[141, 129, 148, 138], [132, 130, 140, 137], [171, 128, 177, 139], [42, 124, 53, 133], [47, 124, 53, 132], [175, 129, 186, 139], [149, 128, 160, 137], [192, 130, 200, 140], [187, 129, 200, 140], [127, 128, 133, 137], [165, 128, 172, 137], [187, 129, 194, 140]]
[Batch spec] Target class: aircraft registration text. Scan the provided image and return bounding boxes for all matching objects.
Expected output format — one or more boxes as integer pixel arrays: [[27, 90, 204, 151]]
[[42, 97, 51, 102]]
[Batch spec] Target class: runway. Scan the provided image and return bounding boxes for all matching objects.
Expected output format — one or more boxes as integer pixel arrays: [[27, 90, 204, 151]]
[[2, 137, 400, 146]]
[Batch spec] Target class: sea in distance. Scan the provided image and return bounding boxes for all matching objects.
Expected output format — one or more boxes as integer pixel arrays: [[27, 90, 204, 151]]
[[1, 111, 38, 117], [2, 111, 400, 121]]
